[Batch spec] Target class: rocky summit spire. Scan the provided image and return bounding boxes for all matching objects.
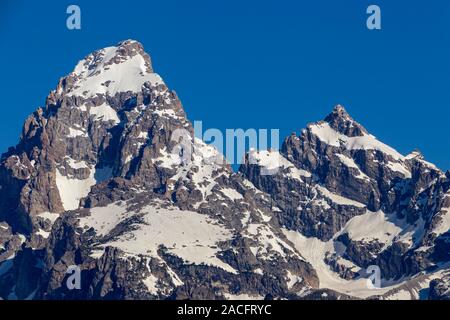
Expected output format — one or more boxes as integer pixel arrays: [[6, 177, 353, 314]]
[[323, 104, 367, 137]]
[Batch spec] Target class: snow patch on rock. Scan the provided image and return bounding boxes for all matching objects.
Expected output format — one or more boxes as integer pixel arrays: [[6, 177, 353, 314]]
[[80, 203, 238, 274], [55, 167, 96, 211], [310, 122, 404, 160]]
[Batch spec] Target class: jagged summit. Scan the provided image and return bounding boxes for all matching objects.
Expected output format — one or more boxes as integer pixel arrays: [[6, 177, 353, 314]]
[[285, 105, 404, 162], [61, 40, 161, 98], [323, 104, 367, 137], [76, 39, 152, 72], [405, 150, 424, 160]]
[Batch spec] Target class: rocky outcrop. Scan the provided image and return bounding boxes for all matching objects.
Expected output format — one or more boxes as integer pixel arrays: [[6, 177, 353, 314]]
[[429, 274, 450, 300]]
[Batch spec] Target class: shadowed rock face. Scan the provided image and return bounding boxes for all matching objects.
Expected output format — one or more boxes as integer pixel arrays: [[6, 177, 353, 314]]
[[323, 105, 368, 137], [429, 274, 450, 300], [0, 40, 449, 300]]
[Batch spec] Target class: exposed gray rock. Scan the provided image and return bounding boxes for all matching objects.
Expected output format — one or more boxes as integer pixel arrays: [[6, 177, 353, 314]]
[[429, 274, 450, 300]]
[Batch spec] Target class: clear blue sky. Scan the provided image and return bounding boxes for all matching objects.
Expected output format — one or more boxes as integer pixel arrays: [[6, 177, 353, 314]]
[[1, 0, 449, 170]]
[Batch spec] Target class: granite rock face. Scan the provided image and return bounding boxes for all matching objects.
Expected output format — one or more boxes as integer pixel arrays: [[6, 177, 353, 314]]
[[0, 40, 448, 300]]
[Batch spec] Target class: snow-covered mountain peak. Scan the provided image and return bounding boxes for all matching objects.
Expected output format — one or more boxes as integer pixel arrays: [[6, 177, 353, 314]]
[[301, 107, 404, 161], [405, 150, 424, 160], [74, 40, 152, 73], [65, 40, 162, 98]]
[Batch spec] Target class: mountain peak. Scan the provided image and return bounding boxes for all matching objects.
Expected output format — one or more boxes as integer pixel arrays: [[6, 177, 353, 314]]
[[333, 103, 346, 112], [115, 39, 152, 68], [73, 40, 153, 76], [323, 104, 367, 137], [405, 150, 424, 160], [118, 39, 142, 46], [65, 40, 161, 98]]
